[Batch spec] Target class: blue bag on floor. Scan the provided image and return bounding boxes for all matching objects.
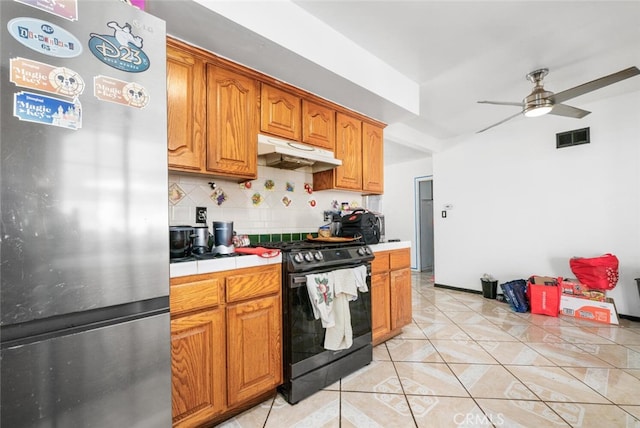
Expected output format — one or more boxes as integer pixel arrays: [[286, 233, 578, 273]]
[[500, 279, 529, 313]]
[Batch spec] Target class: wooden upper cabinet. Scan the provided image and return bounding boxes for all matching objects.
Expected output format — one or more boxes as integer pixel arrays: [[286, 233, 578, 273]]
[[206, 64, 258, 180], [166, 41, 206, 172], [362, 122, 384, 195], [302, 100, 335, 150], [334, 112, 363, 190], [260, 84, 301, 141]]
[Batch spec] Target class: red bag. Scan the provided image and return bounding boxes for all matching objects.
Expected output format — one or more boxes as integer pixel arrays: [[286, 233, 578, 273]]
[[569, 254, 619, 291], [527, 276, 561, 317]]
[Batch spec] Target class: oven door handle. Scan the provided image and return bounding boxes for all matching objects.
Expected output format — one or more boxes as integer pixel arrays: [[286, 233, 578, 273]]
[[291, 277, 307, 289], [289, 264, 371, 289]]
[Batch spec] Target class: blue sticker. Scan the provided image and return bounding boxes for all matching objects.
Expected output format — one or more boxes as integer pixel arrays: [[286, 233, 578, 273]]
[[7, 17, 82, 58], [14, 91, 82, 130], [88, 21, 150, 73]]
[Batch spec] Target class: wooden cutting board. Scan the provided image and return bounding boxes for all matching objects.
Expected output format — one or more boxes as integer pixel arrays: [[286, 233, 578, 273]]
[[306, 234, 359, 243]]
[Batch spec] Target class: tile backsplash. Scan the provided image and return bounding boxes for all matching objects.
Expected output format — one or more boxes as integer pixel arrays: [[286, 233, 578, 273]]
[[169, 165, 362, 236]]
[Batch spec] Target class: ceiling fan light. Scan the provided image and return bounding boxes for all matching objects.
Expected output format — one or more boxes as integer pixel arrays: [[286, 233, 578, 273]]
[[524, 104, 553, 117]]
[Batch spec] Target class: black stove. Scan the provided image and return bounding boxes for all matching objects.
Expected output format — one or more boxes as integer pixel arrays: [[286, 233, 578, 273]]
[[262, 238, 374, 404]]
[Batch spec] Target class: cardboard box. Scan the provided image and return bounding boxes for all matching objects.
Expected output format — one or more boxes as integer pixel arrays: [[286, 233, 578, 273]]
[[559, 278, 606, 302], [560, 295, 619, 325], [529, 276, 558, 286]]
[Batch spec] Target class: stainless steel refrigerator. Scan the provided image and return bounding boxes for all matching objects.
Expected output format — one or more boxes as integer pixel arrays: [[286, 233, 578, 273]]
[[1, 1, 170, 426]]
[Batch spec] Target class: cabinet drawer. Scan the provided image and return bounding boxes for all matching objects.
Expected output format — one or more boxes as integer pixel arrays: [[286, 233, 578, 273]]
[[226, 265, 281, 303], [170, 276, 222, 315], [371, 252, 390, 274], [390, 248, 411, 270]]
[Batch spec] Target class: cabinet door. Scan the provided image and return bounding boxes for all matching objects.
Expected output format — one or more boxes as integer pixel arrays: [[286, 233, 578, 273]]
[[260, 84, 301, 140], [167, 42, 206, 172], [302, 100, 335, 150], [206, 65, 258, 179], [334, 112, 362, 190], [226, 294, 282, 407], [171, 309, 226, 427], [390, 268, 412, 330], [371, 272, 391, 344], [362, 122, 384, 194]]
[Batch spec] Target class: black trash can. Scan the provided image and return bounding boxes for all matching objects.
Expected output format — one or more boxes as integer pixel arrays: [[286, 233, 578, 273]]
[[481, 279, 498, 299]]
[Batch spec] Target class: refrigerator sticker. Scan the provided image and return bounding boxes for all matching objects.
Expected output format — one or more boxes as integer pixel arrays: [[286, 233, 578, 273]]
[[94, 75, 149, 108], [88, 22, 150, 73], [14, 0, 79, 22], [7, 17, 82, 58], [14, 91, 82, 130], [10, 57, 85, 98]]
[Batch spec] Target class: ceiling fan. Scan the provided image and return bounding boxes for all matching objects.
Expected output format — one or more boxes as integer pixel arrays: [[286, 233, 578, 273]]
[[477, 66, 640, 133]]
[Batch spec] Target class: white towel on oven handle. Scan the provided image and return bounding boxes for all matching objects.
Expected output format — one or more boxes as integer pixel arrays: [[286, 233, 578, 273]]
[[332, 265, 368, 300], [324, 293, 352, 350], [324, 265, 368, 350], [305, 272, 335, 328]]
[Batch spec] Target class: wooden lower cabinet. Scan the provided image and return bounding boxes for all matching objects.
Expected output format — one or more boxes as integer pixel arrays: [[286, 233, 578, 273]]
[[370, 271, 391, 341], [391, 268, 412, 329], [171, 309, 226, 427], [227, 294, 282, 407], [170, 264, 281, 427], [371, 248, 412, 345]]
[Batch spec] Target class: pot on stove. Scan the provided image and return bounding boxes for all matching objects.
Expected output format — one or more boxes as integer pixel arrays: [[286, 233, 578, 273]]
[[169, 226, 194, 259]]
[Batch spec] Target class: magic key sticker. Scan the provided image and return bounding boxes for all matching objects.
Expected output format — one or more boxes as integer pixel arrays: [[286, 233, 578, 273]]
[[14, 91, 82, 130], [10, 57, 85, 98], [94, 75, 149, 108]]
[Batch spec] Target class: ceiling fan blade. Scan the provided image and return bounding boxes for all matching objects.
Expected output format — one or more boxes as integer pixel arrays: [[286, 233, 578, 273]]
[[478, 100, 523, 107], [551, 66, 640, 104], [476, 111, 523, 133], [549, 103, 591, 119]]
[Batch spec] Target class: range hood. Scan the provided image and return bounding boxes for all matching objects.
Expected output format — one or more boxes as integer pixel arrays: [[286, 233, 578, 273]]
[[257, 134, 342, 172]]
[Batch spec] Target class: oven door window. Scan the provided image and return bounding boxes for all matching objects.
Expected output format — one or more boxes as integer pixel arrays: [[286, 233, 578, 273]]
[[289, 277, 371, 365]]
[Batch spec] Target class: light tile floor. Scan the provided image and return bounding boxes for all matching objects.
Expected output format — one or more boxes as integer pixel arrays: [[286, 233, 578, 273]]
[[219, 272, 640, 427]]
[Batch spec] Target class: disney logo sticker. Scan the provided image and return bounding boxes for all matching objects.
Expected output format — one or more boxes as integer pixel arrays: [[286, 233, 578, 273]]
[[11, 57, 85, 98], [94, 75, 149, 108], [88, 21, 150, 73], [14, 91, 82, 130], [7, 17, 82, 58], [15, 0, 79, 22]]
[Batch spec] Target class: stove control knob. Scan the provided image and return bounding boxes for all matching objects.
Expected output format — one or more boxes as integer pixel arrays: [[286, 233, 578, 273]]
[[304, 252, 314, 262], [293, 253, 304, 264], [313, 251, 324, 261], [357, 247, 367, 256]]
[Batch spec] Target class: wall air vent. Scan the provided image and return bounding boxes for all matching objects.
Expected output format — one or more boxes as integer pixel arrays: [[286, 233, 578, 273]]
[[556, 127, 590, 149]]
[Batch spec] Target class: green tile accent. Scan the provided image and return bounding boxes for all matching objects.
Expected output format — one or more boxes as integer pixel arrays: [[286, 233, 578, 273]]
[[282, 233, 292, 242], [249, 234, 259, 245], [271, 233, 282, 242], [291, 233, 301, 241], [259, 234, 271, 243]]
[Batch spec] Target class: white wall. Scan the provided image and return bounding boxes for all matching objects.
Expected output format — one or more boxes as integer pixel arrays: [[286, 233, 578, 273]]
[[433, 91, 640, 316], [383, 156, 434, 269]]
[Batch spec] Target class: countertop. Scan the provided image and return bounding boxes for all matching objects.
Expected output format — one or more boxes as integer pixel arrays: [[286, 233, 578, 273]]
[[369, 241, 411, 252], [170, 253, 282, 278], [169, 240, 411, 278]]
